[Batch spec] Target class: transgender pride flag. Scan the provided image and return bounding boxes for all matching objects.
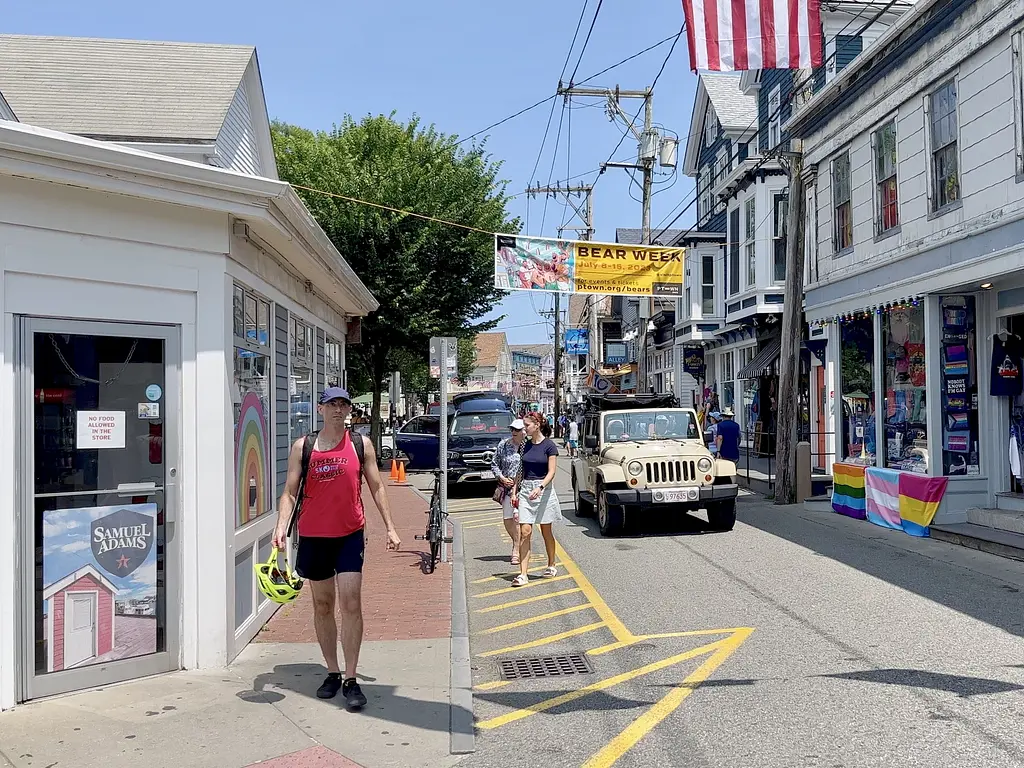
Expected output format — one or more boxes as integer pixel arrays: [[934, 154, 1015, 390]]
[[864, 468, 902, 531]]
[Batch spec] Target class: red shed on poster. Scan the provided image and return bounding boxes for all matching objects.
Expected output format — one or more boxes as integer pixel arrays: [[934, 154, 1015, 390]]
[[43, 565, 117, 671]]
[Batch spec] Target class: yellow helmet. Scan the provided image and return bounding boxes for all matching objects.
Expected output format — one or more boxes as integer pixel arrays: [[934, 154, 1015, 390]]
[[255, 546, 303, 604]]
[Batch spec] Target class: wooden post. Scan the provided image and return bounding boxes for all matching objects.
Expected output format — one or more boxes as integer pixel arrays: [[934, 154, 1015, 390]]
[[775, 144, 807, 505]]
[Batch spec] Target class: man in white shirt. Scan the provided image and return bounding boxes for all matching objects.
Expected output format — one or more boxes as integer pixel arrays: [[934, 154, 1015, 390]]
[[567, 419, 580, 458]]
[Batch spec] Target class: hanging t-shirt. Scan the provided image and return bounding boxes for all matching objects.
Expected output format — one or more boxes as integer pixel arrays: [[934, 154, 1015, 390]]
[[991, 336, 1023, 397]]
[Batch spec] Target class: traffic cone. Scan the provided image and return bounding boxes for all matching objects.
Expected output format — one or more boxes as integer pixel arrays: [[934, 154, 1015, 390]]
[[390, 459, 399, 480], [397, 461, 406, 484]]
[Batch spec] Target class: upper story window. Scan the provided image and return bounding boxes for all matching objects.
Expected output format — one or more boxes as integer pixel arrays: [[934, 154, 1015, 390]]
[[832, 151, 853, 253], [773, 194, 788, 283], [702, 254, 715, 316], [744, 198, 756, 287], [928, 80, 960, 211], [768, 86, 782, 152], [716, 148, 729, 184], [873, 119, 899, 234], [699, 166, 712, 223], [729, 208, 741, 296], [705, 106, 717, 147]]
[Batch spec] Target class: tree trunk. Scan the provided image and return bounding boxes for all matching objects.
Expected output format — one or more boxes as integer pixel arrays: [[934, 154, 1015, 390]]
[[370, 347, 389, 466], [775, 149, 807, 506]]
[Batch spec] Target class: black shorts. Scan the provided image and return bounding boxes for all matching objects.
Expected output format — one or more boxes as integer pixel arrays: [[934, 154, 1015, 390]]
[[295, 529, 365, 581]]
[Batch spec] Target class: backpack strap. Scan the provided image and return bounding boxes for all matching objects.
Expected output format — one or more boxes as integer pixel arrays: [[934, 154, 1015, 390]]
[[350, 429, 366, 487], [286, 431, 319, 539]]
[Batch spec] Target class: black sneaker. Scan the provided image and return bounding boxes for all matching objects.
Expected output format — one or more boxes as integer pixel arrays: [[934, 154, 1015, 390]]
[[317, 673, 343, 699], [342, 678, 367, 709]]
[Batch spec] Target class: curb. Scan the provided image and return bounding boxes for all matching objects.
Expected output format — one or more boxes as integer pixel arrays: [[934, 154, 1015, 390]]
[[449, 518, 476, 755], [406, 479, 475, 755]]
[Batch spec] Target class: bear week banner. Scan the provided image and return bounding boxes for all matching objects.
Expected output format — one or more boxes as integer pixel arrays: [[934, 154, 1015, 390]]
[[494, 234, 684, 297]]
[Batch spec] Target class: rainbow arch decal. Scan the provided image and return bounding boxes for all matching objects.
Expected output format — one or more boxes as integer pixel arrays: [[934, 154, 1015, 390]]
[[235, 392, 271, 527]]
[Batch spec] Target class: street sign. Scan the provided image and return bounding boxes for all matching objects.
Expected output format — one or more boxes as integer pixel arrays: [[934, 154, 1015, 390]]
[[429, 337, 458, 379]]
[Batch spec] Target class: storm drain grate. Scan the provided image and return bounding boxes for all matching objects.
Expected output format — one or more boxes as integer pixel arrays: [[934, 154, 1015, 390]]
[[496, 652, 594, 680]]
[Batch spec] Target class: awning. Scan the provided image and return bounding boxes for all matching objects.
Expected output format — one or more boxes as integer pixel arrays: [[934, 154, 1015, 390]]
[[737, 338, 781, 379]]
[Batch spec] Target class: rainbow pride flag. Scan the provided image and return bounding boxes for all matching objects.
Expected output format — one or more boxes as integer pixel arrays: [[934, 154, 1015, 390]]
[[863, 468, 949, 537], [831, 463, 867, 519], [898, 473, 949, 537]]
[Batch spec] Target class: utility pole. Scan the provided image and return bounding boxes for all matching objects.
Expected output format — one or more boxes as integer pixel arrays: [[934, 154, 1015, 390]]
[[526, 183, 594, 426], [558, 84, 659, 394], [775, 141, 807, 506]]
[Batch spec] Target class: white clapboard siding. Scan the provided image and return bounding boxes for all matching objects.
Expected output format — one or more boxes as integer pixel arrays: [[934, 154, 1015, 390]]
[[216, 82, 262, 176]]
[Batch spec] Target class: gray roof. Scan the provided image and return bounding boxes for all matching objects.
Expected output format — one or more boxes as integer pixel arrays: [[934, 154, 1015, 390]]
[[0, 35, 254, 141], [701, 72, 758, 130], [614, 228, 687, 246]]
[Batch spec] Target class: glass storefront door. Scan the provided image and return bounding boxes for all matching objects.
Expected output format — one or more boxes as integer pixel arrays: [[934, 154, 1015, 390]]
[[18, 318, 180, 701]]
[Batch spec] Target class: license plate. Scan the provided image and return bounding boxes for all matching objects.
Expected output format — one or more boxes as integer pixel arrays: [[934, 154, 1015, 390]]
[[653, 487, 698, 503], [480, 471, 495, 480]]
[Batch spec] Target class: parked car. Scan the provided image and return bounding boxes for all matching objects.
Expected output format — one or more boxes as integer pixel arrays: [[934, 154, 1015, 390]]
[[396, 398, 513, 489], [350, 422, 394, 462], [571, 393, 739, 536]]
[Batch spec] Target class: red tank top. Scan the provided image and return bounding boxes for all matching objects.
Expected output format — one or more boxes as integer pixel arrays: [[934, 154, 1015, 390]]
[[297, 432, 365, 538]]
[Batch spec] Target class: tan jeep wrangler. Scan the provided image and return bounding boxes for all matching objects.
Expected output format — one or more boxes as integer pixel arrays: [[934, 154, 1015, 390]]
[[570, 393, 739, 536]]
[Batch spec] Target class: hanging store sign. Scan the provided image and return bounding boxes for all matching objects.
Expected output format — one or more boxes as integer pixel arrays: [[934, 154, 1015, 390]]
[[565, 329, 590, 355], [683, 347, 705, 376], [494, 234, 684, 297]]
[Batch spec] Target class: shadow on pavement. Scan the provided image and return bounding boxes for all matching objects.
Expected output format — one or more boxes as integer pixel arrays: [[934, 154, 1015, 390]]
[[246, 663, 468, 731], [821, 669, 1024, 698], [736, 503, 1024, 642]]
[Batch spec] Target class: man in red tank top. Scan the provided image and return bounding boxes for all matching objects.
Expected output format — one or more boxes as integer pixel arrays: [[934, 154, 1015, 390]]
[[273, 387, 400, 709]]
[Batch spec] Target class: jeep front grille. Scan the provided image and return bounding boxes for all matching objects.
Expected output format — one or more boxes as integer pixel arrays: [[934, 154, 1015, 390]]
[[645, 460, 697, 485]]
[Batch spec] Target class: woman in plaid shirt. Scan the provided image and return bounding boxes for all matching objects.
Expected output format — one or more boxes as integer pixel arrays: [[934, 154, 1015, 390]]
[[491, 418, 527, 564]]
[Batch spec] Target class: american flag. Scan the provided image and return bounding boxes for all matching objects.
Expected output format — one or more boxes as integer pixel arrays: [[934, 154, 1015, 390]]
[[681, 0, 823, 71]]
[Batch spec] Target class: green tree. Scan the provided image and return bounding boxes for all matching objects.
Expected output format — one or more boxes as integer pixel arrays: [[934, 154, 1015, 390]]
[[272, 115, 516, 448]]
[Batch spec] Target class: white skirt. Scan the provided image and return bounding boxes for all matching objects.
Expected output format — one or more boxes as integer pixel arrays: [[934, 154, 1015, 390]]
[[517, 479, 563, 525]]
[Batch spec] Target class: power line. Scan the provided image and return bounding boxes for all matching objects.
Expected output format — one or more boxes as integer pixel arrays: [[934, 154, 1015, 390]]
[[567, 0, 605, 85]]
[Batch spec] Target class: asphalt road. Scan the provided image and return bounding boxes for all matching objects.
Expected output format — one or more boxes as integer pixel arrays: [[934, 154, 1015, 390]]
[[439, 455, 1024, 768]]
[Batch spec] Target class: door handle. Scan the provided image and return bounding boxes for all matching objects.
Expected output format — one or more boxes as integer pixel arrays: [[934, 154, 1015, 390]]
[[116, 482, 157, 496]]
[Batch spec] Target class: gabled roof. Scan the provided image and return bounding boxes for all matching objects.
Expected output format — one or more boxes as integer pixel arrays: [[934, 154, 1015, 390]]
[[682, 73, 758, 177], [474, 332, 509, 369], [615, 228, 687, 246], [510, 343, 552, 360], [0, 89, 16, 121], [43, 564, 119, 599], [0, 35, 254, 142]]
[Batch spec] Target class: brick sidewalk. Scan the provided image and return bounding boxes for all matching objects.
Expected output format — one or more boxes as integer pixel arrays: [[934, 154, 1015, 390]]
[[255, 477, 451, 643]]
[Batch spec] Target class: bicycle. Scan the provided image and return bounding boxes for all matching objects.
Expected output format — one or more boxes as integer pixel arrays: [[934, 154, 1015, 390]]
[[415, 469, 452, 573]]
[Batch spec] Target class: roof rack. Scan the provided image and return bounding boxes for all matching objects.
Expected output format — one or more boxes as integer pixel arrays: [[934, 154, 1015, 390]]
[[583, 393, 678, 412]]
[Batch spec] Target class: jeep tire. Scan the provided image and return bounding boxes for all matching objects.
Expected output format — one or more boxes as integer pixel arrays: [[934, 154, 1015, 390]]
[[572, 471, 594, 517], [707, 499, 737, 532], [596, 480, 625, 537]]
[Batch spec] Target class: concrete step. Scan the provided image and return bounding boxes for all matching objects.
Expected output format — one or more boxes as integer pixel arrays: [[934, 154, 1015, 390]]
[[996, 492, 1024, 513], [966, 506, 1024, 535], [930, 522, 1024, 562], [803, 495, 832, 513]]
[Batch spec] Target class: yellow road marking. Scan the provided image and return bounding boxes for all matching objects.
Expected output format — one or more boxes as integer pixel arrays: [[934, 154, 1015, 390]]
[[582, 628, 754, 768], [474, 680, 513, 691], [479, 604, 596, 635], [471, 563, 565, 584], [473, 574, 573, 598], [555, 542, 633, 643], [475, 587, 583, 613], [477, 637, 731, 729], [463, 521, 504, 530], [477, 622, 607, 658]]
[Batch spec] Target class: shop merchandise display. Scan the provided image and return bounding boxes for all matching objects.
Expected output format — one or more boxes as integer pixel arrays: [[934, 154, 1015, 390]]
[[940, 296, 979, 476], [884, 306, 928, 474], [991, 331, 1023, 398], [840, 316, 875, 463]]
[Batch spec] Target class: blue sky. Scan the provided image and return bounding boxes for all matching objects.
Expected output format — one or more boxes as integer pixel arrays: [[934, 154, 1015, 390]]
[[5, 0, 699, 344]]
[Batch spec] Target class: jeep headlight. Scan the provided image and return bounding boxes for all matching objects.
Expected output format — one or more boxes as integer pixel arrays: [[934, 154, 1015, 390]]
[[627, 460, 644, 476], [697, 457, 713, 473]]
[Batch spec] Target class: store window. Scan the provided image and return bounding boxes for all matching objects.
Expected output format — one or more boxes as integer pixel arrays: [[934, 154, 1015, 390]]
[[939, 296, 979, 476], [840, 314, 875, 463], [289, 316, 314, 441], [324, 334, 344, 387], [721, 351, 735, 412], [232, 284, 273, 527], [882, 303, 927, 472]]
